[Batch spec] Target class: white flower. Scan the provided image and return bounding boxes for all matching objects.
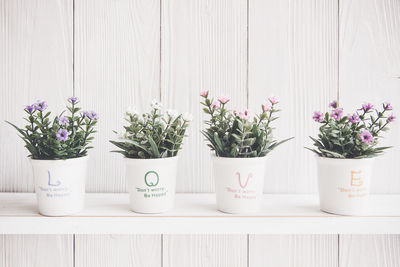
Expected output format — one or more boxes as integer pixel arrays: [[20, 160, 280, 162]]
[[126, 105, 138, 115], [182, 112, 193, 122], [151, 99, 163, 110], [167, 109, 179, 119], [117, 132, 125, 139]]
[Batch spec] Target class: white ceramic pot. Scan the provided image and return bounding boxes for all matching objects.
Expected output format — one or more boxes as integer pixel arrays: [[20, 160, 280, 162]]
[[212, 155, 267, 213], [30, 156, 88, 216], [125, 156, 178, 213], [316, 156, 374, 216]]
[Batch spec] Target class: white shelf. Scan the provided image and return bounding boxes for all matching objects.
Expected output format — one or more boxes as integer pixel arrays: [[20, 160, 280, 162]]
[[0, 193, 399, 234]]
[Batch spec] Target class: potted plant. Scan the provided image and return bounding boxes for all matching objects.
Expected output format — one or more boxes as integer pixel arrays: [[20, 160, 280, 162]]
[[307, 100, 394, 215], [200, 91, 292, 213], [110, 100, 191, 213], [6, 97, 98, 216]]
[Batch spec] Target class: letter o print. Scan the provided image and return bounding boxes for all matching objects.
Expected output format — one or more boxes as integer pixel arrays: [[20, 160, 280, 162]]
[[145, 171, 159, 187]]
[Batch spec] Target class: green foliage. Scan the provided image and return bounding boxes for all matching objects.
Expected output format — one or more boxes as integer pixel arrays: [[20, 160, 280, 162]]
[[6, 99, 97, 160], [307, 102, 394, 158], [110, 101, 192, 159], [200, 93, 292, 158]]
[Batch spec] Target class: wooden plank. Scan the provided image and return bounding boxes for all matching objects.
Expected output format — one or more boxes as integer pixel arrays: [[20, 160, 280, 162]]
[[161, 0, 248, 192], [75, 235, 161, 267], [74, 0, 160, 192], [339, 235, 400, 267], [0, 235, 73, 267], [339, 0, 400, 193], [163, 235, 247, 267], [0, 0, 73, 192], [1, 193, 400, 234], [248, 0, 338, 193], [249, 235, 338, 267]]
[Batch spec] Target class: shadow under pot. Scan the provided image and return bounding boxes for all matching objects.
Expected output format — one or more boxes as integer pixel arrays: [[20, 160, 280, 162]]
[[125, 156, 178, 214], [30, 156, 88, 216], [316, 156, 374, 216], [212, 155, 267, 214]]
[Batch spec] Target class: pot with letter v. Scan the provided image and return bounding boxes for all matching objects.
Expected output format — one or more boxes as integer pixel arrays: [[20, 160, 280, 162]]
[[212, 155, 267, 213]]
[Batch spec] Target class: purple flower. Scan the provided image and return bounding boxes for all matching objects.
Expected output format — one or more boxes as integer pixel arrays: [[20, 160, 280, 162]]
[[25, 104, 35, 114], [34, 101, 47, 112], [388, 114, 396, 122], [329, 100, 338, 108], [359, 103, 374, 112], [85, 110, 98, 120], [312, 111, 324, 122], [348, 113, 360, 124], [330, 108, 343, 120], [359, 130, 373, 145], [68, 96, 79, 104], [58, 116, 69, 126], [56, 129, 69, 142], [383, 102, 393, 111]]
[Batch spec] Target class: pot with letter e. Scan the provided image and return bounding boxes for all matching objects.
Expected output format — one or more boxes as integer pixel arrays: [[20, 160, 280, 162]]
[[6, 97, 98, 216], [309, 100, 394, 215], [200, 91, 292, 213], [110, 100, 192, 213]]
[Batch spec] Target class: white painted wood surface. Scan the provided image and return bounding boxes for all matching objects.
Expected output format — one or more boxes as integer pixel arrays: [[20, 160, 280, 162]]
[[75, 235, 161, 267], [0, 235, 73, 267], [0, 0, 73, 192], [1, 193, 400, 234], [248, 0, 338, 193], [339, 0, 400, 193], [1, 0, 400, 265], [161, 0, 248, 192], [74, 0, 160, 192], [249, 235, 338, 267], [163, 235, 247, 267], [339, 235, 400, 267]]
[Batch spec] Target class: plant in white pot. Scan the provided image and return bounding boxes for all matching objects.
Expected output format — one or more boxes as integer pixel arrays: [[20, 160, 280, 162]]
[[110, 100, 192, 213], [200, 91, 292, 213], [6, 97, 98, 216], [307, 100, 395, 215]]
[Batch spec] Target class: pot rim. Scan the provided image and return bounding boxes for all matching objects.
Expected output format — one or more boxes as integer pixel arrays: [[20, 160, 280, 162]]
[[29, 155, 89, 164], [315, 155, 375, 162], [124, 155, 179, 162], [211, 153, 267, 162]]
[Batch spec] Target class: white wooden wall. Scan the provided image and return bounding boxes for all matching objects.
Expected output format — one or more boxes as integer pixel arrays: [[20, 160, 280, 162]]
[[1, 0, 399, 266]]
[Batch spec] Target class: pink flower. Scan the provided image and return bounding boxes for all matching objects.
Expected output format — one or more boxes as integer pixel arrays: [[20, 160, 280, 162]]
[[388, 114, 396, 122], [359, 103, 374, 112], [218, 95, 230, 104], [329, 100, 338, 108], [238, 109, 250, 120], [269, 95, 279, 104], [211, 100, 220, 109], [200, 90, 208, 97], [384, 102, 393, 111], [262, 103, 272, 112], [359, 130, 373, 145], [312, 111, 324, 122], [330, 108, 343, 120], [348, 113, 360, 124]]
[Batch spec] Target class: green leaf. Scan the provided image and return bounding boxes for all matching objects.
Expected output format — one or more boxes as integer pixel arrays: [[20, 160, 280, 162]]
[[148, 136, 160, 158]]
